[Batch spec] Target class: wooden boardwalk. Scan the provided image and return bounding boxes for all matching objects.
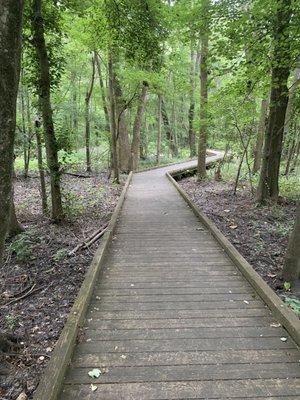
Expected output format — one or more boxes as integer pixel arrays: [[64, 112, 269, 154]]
[[59, 157, 300, 399]]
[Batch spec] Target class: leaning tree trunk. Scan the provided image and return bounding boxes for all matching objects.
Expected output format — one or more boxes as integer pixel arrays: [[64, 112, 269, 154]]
[[32, 0, 63, 221], [131, 82, 148, 171], [0, 0, 24, 265], [108, 49, 119, 183], [197, 30, 209, 180], [161, 97, 178, 157], [253, 99, 269, 174], [256, 0, 292, 203], [85, 54, 95, 173], [282, 203, 300, 284]]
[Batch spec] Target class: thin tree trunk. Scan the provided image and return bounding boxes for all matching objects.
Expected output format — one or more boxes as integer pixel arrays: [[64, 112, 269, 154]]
[[20, 74, 30, 178], [0, 0, 24, 264], [156, 94, 162, 165], [131, 82, 148, 171], [253, 99, 268, 174], [188, 42, 197, 157], [32, 0, 63, 221], [282, 203, 300, 284], [197, 29, 209, 180], [35, 118, 48, 213], [108, 50, 119, 183], [95, 52, 110, 133], [161, 97, 178, 157], [257, 0, 292, 203], [85, 54, 95, 173]]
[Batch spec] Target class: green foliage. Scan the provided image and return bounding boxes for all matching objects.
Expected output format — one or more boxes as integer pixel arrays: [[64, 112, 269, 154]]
[[53, 248, 68, 262], [284, 296, 300, 315], [62, 189, 85, 218], [9, 231, 38, 262], [5, 314, 19, 330]]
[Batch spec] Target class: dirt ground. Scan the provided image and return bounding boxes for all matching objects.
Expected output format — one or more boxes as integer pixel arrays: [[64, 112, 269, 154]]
[[180, 176, 297, 295], [0, 172, 124, 400]]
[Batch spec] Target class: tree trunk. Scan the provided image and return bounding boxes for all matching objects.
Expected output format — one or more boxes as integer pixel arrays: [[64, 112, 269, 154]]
[[282, 203, 300, 284], [256, 0, 292, 203], [35, 117, 48, 213], [85, 55, 95, 173], [95, 52, 110, 133], [283, 67, 300, 137], [32, 0, 63, 221], [188, 43, 197, 157], [197, 29, 209, 180], [8, 196, 24, 237], [108, 50, 119, 183], [131, 82, 148, 171], [253, 99, 269, 174], [112, 59, 130, 172], [161, 97, 178, 157], [156, 94, 162, 165], [0, 0, 24, 265]]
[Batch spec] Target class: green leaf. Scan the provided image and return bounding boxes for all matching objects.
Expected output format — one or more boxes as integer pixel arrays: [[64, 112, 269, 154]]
[[283, 281, 291, 291]]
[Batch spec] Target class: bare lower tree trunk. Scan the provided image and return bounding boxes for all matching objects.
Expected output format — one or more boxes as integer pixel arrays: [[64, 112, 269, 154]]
[[188, 42, 197, 157], [131, 82, 148, 171], [35, 118, 48, 213], [161, 97, 178, 157], [9, 196, 24, 237], [32, 0, 63, 221], [95, 52, 110, 133], [85, 55, 95, 173], [108, 50, 119, 183], [0, 0, 24, 265], [256, 0, 292, 203], [197, 30, 209, 180], [156, 95, 162, 165], [282, 203, 300, 284], [253, 99, 268, 174], [283, 67, 300, 137]]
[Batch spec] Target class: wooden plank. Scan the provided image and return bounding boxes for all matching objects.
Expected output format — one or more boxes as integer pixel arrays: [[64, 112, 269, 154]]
[[76, 337, 295, 353], [72, 348, 300, 368], [60, 378, 300, 399], [65, 362, 300, 384], [82, 326, 285, 341]]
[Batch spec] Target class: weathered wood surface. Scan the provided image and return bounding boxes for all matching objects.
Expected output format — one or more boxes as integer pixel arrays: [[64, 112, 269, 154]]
[[59, 155, 300, 399]]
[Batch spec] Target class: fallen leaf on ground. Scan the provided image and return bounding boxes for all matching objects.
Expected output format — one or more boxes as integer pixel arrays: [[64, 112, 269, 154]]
[[229, 225, 238, 229], [88, 368, 102, 378], [280, 337, 287, 342], [16, 393, 28, 400], [91, 384, 98, 392], [270, 322, 281, 328]]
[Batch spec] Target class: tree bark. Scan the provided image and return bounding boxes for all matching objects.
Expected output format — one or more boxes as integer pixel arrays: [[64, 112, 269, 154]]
[[131, 82, 148, 171], [282, 203, 300, 284], [188, 43, 197, 157], [283, 67, 300, 137], [197, 29, 209, 180], [256, 0, 292, 203], [0, 0, 24, 265], [94, 52, 110, 133], [32, 0, 63, 221], [85, 55, 95, 173], [108, 50, 119, 183], [253, 99, 268, 174], [35, 117, 48, 213], [161, 97, 178, 157], [156, 94, 162, 165], [8, 197, 24, 237]]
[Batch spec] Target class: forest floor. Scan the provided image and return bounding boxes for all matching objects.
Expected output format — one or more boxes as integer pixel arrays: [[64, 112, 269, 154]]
[[180, 175, 298, 301], [0, 172, 124, 400]]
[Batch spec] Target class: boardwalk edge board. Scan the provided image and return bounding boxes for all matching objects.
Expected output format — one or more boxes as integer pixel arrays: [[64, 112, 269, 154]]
[[166, 168, 300, 348], [33, 172, 133, 400]]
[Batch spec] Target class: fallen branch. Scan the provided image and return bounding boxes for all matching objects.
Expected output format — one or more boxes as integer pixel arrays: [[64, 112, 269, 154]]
[[63, 172, 91, 178], [1, 283, 40, 307], [68, 223, 109, 256]]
